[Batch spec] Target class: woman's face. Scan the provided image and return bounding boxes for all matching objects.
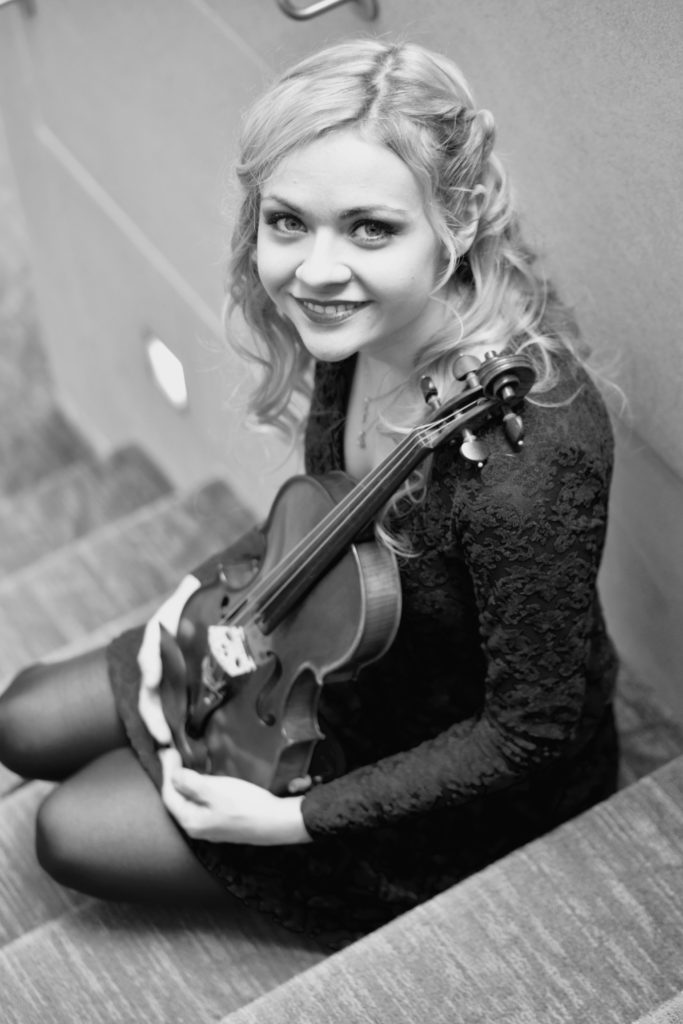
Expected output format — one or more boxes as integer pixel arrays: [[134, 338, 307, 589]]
[[256, 130, 450, 371]]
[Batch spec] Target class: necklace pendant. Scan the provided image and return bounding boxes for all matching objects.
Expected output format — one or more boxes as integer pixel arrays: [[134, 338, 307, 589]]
[[357, 395, 371, 449]]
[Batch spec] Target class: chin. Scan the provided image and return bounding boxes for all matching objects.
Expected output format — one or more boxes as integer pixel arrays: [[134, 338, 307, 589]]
[[299, 342, 356, 364], [293, 327, 361, 363]]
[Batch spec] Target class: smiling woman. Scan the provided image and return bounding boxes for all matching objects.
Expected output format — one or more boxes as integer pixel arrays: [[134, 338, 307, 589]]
[[256, 131, 451, 373], [0, 38, 619, 952]]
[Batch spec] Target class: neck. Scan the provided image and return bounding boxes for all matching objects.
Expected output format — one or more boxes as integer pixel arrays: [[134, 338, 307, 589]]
[[354, 352, 413, 399]]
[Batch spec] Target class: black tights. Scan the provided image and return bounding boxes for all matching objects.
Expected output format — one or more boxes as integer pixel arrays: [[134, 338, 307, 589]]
[[0, 649, 228, 905]]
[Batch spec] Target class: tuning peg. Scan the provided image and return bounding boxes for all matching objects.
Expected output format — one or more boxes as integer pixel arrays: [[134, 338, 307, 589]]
[[420, 375, 440, 411], [460, 429, 489, 467], [453, 354, 482, 391], [503, 410, 525, 448]]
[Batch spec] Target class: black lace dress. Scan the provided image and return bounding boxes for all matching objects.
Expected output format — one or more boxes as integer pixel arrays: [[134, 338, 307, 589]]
[[108, 350, 619, 949]]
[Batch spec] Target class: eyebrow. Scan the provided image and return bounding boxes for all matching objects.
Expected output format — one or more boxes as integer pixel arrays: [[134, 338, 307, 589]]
[[260, 194, 409, 218], [342, 205, 409, 219]]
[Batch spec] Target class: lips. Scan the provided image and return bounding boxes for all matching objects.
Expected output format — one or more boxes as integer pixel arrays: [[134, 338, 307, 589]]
[[293, 297, 370, 325]]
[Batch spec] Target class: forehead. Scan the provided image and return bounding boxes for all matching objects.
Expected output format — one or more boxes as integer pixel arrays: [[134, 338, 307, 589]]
[[261, 130, 424, 213]]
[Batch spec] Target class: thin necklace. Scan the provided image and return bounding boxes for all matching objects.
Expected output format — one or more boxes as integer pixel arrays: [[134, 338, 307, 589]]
[[356, 381, 405, 449], [357, 396, 373, 449]]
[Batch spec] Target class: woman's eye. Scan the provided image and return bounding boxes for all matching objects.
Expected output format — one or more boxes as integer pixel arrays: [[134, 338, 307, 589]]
[[352, 220, 396, 244], [265, 213, 305, 234]]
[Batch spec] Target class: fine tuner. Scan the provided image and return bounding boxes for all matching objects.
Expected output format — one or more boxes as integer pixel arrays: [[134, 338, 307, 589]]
[[420, 351, 536, 467]]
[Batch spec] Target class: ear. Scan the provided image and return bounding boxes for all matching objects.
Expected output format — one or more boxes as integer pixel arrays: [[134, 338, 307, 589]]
[[456, 185, 486, 256]]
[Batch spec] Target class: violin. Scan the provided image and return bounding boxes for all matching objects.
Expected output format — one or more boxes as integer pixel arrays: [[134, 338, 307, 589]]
[[158, 352, 536, 794]]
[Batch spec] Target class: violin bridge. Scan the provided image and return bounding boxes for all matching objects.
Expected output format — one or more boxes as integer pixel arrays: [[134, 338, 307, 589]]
[[207, 624, 257, 678]]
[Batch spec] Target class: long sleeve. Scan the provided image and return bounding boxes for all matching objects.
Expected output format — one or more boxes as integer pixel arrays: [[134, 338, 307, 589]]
[[301, 382, 615, 840]]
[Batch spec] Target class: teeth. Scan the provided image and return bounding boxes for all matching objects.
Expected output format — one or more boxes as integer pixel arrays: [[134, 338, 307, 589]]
[[302, 300, 358, 314]]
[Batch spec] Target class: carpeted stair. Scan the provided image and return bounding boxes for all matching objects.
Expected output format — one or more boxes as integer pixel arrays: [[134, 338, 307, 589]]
[[0, 412, 682, 1023]]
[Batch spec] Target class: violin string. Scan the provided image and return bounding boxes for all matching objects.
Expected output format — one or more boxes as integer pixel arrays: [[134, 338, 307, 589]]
[[234, 400, 482, 628], [233, 402, 481, 628], [233, 434, 424, 627]]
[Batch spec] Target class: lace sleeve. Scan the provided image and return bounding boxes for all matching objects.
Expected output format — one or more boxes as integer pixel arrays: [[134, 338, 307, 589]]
[[301, 420, 613, 840]]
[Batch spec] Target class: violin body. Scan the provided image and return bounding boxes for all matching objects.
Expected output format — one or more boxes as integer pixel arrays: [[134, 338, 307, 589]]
[[159, 471, 402, 794]]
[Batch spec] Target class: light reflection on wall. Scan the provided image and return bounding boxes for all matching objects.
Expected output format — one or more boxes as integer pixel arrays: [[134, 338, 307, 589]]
[[144, 334, 189, 412]]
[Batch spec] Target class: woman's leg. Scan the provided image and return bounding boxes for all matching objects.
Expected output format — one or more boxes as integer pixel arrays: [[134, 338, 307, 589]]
[[35, 746, 229, 904], [0, 648, 229, 904], [0, 647, 126, 780]]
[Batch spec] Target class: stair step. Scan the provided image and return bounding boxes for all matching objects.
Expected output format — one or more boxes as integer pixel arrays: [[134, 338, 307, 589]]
[[0, 406, 92, 496], [0, 781, 90, 949], [0, 445, 172, 574], [0, 479, 255, 684], [0, 891, 324, 1024], [0, 781, 324, 1022]]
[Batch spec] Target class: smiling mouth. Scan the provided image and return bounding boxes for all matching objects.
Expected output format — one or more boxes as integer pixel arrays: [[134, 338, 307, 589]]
[[294, 298, 370, 324]]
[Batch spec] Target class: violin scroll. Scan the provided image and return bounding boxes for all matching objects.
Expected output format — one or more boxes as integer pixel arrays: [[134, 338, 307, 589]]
[[477, 351, 536, 402], [477, 352, 535, 449], [452, 351, 536, 459]]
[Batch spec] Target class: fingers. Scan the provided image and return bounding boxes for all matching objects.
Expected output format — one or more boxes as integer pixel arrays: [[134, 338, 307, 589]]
[[170, 767, 209, 804], [159, 750, 211, 837], [159, 746, 183, 777], [137, 684, 172, 746], [287, 774, 312, 795], [137, 575, 201, 691], [137, 619, 163, 691], [160, 748, 190, 822], [158, 575, 202, 635], [137, 574, 201, 742], [159, 749, 207, 808]]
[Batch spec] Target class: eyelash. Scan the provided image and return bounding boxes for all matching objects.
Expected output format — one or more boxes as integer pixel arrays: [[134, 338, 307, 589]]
[[354, 220, 398, 243], [263, 213, 398, 245], [264, 213, 304, 234]]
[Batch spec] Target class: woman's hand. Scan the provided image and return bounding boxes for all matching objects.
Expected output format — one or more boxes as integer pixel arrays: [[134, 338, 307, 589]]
[[137, 575, 201, 745], [159, 748, 313, 846]]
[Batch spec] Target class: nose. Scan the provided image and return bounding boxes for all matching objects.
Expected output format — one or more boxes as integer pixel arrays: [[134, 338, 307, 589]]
[[294, 232, 352, 289]]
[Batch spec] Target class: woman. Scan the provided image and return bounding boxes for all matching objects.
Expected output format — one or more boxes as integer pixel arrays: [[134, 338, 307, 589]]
[[0, 39, 618, 949]]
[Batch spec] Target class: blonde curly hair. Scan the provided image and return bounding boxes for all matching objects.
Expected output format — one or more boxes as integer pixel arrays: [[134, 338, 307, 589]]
[[226, 38, 582, 445]]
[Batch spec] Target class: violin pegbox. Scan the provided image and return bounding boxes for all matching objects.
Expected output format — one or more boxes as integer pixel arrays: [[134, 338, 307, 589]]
[[420, 352, 536, 468], [420, 373, 492, 462]]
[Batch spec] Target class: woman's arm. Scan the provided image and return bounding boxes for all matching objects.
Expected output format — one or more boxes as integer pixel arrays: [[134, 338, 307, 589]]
[[300, 420, 614, 840]]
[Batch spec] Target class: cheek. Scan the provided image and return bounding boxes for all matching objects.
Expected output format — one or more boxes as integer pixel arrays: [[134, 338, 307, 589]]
[[372, 236, 442, 299], [374, 260, 441, 313], [255, 241, 282, 302]]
